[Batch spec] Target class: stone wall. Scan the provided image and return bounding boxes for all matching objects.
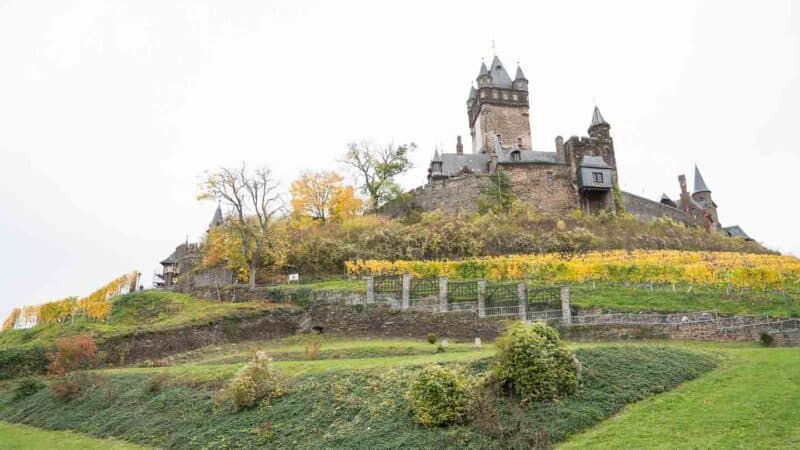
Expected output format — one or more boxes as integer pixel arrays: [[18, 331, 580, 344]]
[[411, 174, 486, 215], [504, 165, 577, 214], [100, 307, 300, 364], [473, 103, 532, 152], [409, 164, 577, 216], [621, 191, 695, 225], [308, 300, 508, 340]]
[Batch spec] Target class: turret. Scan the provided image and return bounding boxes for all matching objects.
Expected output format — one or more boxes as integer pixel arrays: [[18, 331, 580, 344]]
[[692, 165, 719, 230], [208, 203, 224, 232], [512, 64, 528, 91], [588, 106, 610, 138]]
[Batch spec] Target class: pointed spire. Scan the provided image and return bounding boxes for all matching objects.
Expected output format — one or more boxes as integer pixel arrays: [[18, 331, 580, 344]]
[[590, 106, 608, 128], [514, 64, 527, 81], [209, 202, 224, 229], [478, 61, 489, 77], [432, 148, 442, 162], [489, 55, 513, 88], [693, 165, 710, 194]]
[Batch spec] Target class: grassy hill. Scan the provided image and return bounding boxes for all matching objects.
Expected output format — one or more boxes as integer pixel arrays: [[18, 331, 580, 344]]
[[0, 291, 283, 380], [0, 337, 715, 449], [0, 291, 277, 351]]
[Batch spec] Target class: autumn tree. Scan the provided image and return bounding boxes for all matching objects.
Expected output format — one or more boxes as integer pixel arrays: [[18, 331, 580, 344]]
[[290, 171, 362, 222], [198, 164, 283, 287], [342, 141, 416, 209]]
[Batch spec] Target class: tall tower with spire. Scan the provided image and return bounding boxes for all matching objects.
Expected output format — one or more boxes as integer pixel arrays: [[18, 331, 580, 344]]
[[692, 166, 719, 230], [467, 56, 531, 154]]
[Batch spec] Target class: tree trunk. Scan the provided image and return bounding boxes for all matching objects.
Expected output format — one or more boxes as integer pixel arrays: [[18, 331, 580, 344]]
[[248, 260, 257, 288]]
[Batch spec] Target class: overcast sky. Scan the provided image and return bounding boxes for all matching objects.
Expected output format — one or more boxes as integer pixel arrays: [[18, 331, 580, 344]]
[[1, 0, 798, 320]]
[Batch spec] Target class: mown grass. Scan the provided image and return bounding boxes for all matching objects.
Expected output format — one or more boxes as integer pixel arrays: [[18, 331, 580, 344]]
[[571, 283, 799, 318], [0, 341, 714, 449], [0, 421, 147, 449], [559, 346, 800, 449], [0, 291, 279, 350]]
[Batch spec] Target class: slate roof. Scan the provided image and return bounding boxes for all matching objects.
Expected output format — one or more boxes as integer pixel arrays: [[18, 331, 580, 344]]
[[590, 106, 608, 127], [694, 165, 711, 194], [579, 155, 612, 169], [438, 153, 490, 175], [209, 204, 224, 229], [723, 225, 752, 240], [515, 65, 527, 81], [434, 148, 564, 176], [160, 250, 178, 266], [488, 56, 513, 88]]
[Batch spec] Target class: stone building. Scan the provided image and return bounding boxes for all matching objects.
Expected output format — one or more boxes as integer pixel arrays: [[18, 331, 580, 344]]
[[155, 204, 224, 288], [413, 54, 751, 240]]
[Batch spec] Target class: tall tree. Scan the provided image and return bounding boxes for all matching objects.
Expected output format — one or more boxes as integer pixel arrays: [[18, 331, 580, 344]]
[[290, 171, 362, 222], [342, 141, 416, 209], [198, 164, 283, 287]]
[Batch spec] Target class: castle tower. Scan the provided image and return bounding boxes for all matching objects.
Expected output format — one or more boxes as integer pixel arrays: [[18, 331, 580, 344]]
[[467, 56, 531, 154], [208, 203, 224, 232], [692, 166, 719, 230], [587, 106, 616, 168]]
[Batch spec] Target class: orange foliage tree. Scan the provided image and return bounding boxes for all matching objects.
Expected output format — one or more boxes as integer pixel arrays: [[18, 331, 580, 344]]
[[290, 171, 362, 222], [2, 308, 20, 331]]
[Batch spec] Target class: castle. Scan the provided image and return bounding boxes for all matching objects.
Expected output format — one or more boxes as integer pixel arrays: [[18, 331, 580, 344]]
[[414, 55, 751, 240]]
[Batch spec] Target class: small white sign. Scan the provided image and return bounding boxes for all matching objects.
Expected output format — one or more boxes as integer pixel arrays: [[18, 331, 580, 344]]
[[288, 273, 300, 282]]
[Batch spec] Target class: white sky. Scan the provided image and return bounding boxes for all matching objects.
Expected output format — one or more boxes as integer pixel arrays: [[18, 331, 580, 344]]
[[1, 0, 798, 320]]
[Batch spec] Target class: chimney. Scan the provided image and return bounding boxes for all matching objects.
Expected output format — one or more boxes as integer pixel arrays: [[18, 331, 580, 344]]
[[678, 174, 690, 212], [456, 135, 463, 155]]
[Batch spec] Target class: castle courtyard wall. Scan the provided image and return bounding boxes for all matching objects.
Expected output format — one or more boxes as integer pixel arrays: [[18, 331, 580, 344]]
[[411, 164, 576, 215], [621, 191, 694, 225]]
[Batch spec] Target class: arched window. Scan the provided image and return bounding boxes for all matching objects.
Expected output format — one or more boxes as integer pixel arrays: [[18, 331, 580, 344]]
[[510, 150, 521, 162]]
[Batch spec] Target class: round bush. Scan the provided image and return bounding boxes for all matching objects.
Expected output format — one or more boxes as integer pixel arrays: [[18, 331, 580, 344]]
[[493, 322, 581, 404], [406, 364, 473, 427]]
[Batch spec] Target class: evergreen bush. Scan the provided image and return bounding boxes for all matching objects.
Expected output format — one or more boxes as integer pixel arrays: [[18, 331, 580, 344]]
[[406, 364, 473, 427], [493, 322, 581, 404]]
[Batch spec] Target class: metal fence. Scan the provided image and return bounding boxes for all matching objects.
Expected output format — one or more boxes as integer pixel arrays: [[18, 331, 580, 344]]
[[410, 277, 439, 299], [485, 283, 519, 307], [448, 281, 479, 303], [373, 275, 403, 295]]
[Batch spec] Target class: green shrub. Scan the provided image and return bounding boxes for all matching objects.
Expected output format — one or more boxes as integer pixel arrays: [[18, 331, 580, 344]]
[[426, 333, 438, 345], [214, 351, 284, 411], [13, 377, 45, 400], [493, 322, 581, 404], [760, 331, 774, 347], [0, 346, 49, 379], [406, 364, 473, 427]]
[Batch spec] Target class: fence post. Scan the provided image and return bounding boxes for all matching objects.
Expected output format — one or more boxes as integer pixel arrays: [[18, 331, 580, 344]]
[[517, 283, 527, 321], [477, 280, 486, 318], [401, 273, 411, 310], [438, 276, 448, 312], [366, 277, 375, 303], [561, 286, 572, 325]]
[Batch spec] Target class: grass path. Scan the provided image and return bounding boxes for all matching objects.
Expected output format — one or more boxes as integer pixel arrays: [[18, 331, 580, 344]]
[[559, 347, 800, 449], [0, 422, 147, 449]]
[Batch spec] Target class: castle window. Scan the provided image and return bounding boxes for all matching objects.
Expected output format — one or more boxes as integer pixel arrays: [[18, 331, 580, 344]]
[[546, 171, 554, 186], [512, 94, 518, 101], [592, 172, 604, 184], [510, 150, 521, 162], [432, 162, 443, 173]]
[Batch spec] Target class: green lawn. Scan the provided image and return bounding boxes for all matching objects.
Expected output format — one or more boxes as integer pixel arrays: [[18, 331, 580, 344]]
[[560, 346, 800, 449], [0, 421, 147, 449], [571, 283, 799, 318]]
